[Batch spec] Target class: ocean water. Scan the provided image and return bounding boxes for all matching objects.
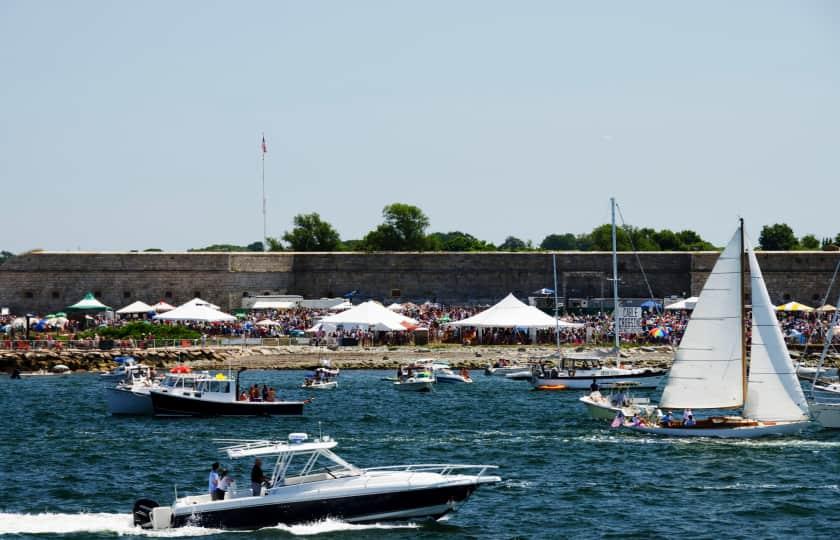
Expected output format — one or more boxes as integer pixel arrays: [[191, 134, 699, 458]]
[[1, 370, 839, 539]]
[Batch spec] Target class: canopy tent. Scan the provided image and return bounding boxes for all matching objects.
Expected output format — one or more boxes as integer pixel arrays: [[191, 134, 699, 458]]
[[66, 292, 112, 312], [816, 304, 837, 312], [776, 301, 814, 312], [181, 297, 221, 310], [664, 297, 699, 311], [318, 300, 418, 331], [255, 319, 283, 327], [251, 300, 297, 310], [116, 300, 154, 315], [151, 301, 176, 313], [387, 303, 405, 312], [447, 293, 584, 329], [640, 300, 663, 311], [328, 301, 353, 311], [154, 304, 236, 322]]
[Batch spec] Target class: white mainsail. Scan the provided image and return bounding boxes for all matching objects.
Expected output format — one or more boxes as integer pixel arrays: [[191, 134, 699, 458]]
[[742, 245, 810, 421], [659, 228, 744, 410]]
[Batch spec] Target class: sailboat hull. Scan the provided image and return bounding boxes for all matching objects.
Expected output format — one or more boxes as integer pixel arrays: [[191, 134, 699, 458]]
[[627, 420, 809, 439]]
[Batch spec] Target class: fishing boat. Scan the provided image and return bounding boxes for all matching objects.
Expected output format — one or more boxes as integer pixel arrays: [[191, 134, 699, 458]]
[[149, 369, 307, 416], [393, 363, 435, 392], [100, 356, 140, 381], [133, 432, 500, 530], [579, 382, 655, 420], [626, 221, 811, 438], [301, 366, 339, 390], [106, 366, 197, 415], [484, 360, 530, 377]]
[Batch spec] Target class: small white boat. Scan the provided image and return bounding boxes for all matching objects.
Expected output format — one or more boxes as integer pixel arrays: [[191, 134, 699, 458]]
[[393, 363, 435, 392], [797, 364, 838, 380], [100, 356, 140, 381], [421, 360, 472, 384], [484, 361, 530, 377], [133, 432, 500, 530], [504, 370, 533, 381], [530, 355, 665, 390], [107, 367, 197, 415], [579, 382, 655, 420], [301, 366, 339, 390]]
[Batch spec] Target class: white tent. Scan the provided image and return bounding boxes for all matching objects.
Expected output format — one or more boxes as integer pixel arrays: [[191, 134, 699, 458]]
[[447, 293, 583, 329], [328, 301, 353, 311], [154, 304, 236, 322], [151, 301, 176, 313], [665, 297, 699, 311], [387, 303, 405, 312], [181, 297, 221, 310], [255, 319, 283, 327], [252, 300, 297, 310], [318, 300, 418, 331], [116, 300, 154, 315]]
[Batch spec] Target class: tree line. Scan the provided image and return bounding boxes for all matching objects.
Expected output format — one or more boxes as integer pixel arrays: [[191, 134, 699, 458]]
[[2, 207, 838, 258]]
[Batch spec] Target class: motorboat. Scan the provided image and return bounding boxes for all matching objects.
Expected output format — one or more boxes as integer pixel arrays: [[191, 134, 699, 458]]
[[530, 354, 665, 390], [149, 369, 307, 416], [579, 382, 655, 420], [133, 432, 500, 530], [106, 367, 195, 415], [301, 366, 339, 390], [100, 356, 140, 381], [484, 360, 530, 377], [504, 370, 534, 381], [796, 364, 838, 381], [625, 222, 811, 438], [420, 360, 472, 384], [393, 363, 435, 392]]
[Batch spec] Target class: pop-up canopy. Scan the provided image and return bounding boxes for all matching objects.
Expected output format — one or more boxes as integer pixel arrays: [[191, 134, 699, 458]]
[[154, 304, 236, 322], [66, 292, 112, 312], [447, 293, 583, 329], [116, 300, 154, 315]]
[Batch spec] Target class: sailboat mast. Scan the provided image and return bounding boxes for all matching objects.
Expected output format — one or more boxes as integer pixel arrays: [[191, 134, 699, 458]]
[[739, 218, 747, 406], [553, 253, 561, 357], [611, 197, 620, 352]]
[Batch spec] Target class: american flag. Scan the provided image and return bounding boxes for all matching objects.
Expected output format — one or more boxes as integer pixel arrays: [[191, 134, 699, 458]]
[[261, 135, 267, 154]]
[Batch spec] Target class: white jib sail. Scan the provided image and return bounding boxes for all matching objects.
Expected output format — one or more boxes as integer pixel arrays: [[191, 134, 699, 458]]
[[743, 245, 810, 421], [660, 228, 745, 410]]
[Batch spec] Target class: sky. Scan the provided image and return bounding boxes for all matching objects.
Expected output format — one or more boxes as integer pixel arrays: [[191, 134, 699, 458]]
[[1, 1, 838, 252]]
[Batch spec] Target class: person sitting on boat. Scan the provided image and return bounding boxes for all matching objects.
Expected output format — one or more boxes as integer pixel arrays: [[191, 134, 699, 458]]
[[683, 409, 696, 427], [266, 387, 276, 402], [238, 390, 248, 401], [631, 413, 646, 427], [660, 410, 674, 426], [261, 384, 269, 401], [251, 458, 268, 496], [589, 379, 599, 392], [208, 462, 221, 499], [249, 385, 260, 401]]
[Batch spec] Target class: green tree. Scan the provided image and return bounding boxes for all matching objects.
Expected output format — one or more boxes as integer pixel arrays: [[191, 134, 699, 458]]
[[142, 248, 163, 252], [282, 213, 341, 251], [799, 234, 820, 250], [427, 231, 495, 251], [652, 229, 681, 251], [340, 239, 363, 251], [265, 237, 285, 251], [759, 223, 799, 251], [0, 250, 13, 264], [246, 241, 264, 252], [498, 236, 532, 251], [540, 233, 578, 250], [675, 230, 716, 251], [362, 203, 430, 251]]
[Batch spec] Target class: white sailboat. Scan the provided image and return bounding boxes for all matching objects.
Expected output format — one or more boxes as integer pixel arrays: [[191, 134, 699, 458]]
[[628, 221, 810, 438]]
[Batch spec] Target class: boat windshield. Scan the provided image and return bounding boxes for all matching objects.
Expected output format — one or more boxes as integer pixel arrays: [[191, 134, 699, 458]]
[[162, 375, 195, 389], [270, 448, 359, 487], [196, 380, 231, 394]]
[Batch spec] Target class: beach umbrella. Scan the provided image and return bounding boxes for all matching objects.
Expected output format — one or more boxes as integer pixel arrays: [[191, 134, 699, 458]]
[[649, 327, 670, 338], [775, 302, 814, 312], [816, 304, 837, 312], [151, 301, 176, 313]]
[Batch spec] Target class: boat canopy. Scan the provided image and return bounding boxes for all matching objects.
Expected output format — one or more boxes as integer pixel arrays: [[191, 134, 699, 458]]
[[219, 436, 339, 459]]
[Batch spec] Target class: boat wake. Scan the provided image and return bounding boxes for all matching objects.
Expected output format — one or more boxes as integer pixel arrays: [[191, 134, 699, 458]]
[[267, 518, 419, 535], [0, 512, 222, 536], [0, 512, 418, 537]]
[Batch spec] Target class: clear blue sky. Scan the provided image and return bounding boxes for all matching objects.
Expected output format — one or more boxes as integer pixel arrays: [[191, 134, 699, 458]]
[[1, 1, 837, 252]]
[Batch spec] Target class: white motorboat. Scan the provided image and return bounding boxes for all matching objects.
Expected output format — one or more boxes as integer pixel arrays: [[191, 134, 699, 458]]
[[133, 432, 500, 530], [530, 354, 665, 390], [626, 222, 811, 438], [301, 366, 339, 390], [100, 356, 141, 381], [106, 367, 200, 415], [421, 360, 472, 384], [796, 364, 838, 380], [393, 363, 435, 392], [484, 360, 531, 377], [579, 382, 655, 420]]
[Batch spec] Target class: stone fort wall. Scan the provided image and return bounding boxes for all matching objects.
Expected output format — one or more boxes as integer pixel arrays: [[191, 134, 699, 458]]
[[0, 251, 838, 313]]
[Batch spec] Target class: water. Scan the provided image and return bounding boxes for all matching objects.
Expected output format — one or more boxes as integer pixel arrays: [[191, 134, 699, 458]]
[[1, 371, 839, 539]]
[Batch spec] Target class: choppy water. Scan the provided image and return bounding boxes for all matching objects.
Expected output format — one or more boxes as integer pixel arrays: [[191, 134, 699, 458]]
[[1, 371, 839, 539]]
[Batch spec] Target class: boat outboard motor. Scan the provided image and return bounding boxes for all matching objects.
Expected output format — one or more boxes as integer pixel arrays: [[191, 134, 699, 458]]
[[133, 498, 159, 528]]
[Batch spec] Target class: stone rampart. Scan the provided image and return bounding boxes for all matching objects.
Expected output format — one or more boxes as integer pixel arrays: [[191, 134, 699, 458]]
[[1, 251, 838, 313]]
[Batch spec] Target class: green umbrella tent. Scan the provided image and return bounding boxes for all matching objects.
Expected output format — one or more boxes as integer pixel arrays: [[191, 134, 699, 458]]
[[66, 292, 112, 312]]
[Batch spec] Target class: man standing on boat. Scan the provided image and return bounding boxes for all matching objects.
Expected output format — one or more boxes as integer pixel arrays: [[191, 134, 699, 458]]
[[251, 458, 267, 496], [208, 462, 220, 499]]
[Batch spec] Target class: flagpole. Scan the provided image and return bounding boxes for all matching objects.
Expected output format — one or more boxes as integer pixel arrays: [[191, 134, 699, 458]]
[[261, 133, 267, 250]]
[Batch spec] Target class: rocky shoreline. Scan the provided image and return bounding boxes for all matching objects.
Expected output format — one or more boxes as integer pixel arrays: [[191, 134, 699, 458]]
[[2, 344, 838, 374]]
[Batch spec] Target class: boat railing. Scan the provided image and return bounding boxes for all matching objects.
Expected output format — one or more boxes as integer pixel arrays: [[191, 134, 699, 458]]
[[363, 463, 498, 480]]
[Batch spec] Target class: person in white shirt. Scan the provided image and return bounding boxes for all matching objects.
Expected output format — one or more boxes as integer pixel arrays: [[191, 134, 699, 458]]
[[208, 462, 221, 499]]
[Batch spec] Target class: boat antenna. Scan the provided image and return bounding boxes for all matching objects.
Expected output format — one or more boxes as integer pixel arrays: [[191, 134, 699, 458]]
[[739, 217, 748, 407]]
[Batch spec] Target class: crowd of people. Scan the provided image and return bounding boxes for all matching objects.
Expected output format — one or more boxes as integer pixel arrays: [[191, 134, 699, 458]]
[[2, 300, 838, 350]]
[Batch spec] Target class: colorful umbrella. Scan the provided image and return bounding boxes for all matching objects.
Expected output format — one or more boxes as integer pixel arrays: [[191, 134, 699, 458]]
[[649, 327, 670, 338]]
